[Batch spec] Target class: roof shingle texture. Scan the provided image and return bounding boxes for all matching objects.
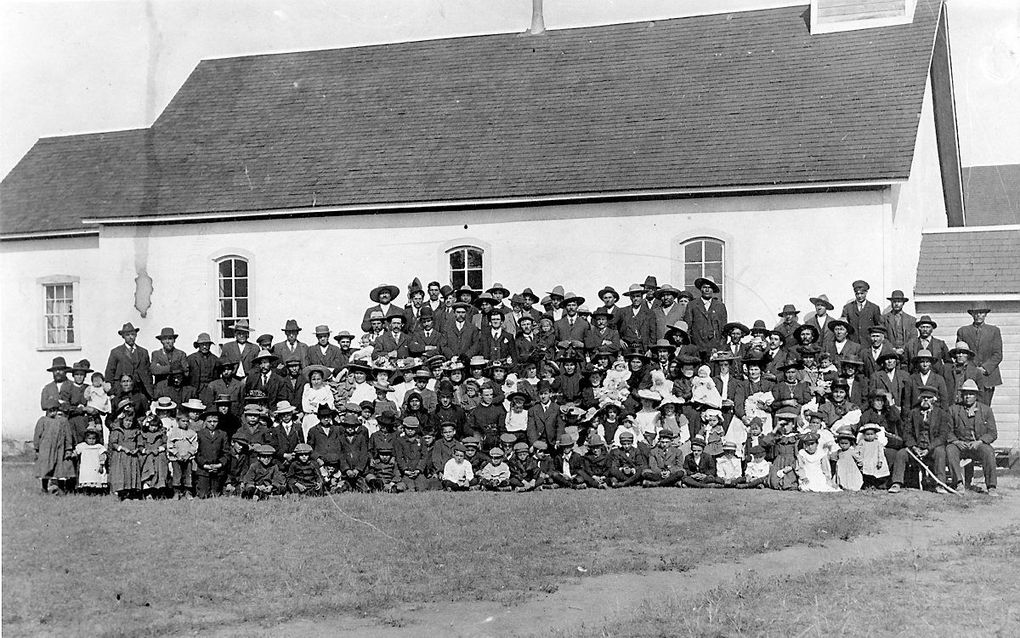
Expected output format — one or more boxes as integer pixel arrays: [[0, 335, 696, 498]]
[[1, 0, 942, 234], [915, 229, 1020, 295]]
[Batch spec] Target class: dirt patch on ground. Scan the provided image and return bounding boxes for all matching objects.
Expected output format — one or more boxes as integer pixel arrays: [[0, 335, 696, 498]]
[[209, 483, 1019, 638]]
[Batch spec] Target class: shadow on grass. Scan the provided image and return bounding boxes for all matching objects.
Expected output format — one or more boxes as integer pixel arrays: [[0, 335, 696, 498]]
[[0, 463, 975, 637]]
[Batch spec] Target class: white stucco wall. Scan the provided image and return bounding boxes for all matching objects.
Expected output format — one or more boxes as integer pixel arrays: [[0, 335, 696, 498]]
[[2, 190, 911, 439]]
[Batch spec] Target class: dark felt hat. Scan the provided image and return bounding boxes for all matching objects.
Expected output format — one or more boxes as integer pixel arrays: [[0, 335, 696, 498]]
[[369, 284, 400, 303]]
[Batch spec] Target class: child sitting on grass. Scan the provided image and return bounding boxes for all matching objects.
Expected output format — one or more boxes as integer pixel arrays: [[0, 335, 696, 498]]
[[738, 444, 770, 489], [477, 446, 512, 491], [508, 442, 540, 492], [797, 432, 839, 492], [167, 411, 198, 499], [366, 444, 403, 492], [73, 426, 107, 495], [442, 445, 473, 491], [240, 445, 286, 500], [286, 443, 324, 496], [714, 441, 743, 487]]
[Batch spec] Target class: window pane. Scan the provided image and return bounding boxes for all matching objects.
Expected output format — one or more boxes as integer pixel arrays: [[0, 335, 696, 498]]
[[705, 240, 723, 262], [706, 263, 723, 283], [452, 271, 465, 289], [685, 241, 702, 262], [449, 249, 465, 270], [65, 328, 75, 343], [684, 264, 702, 287], [234, 260, 247, 277], [219, 320, 231, 340], [235, 299, 248, 318], [219, 260, 232, 277], [467, 249, 483, 268], [235, 279, 248, 298], [467, 270, 483, 291], [220, 300, 233, 318], [220, 279, 233, 297]]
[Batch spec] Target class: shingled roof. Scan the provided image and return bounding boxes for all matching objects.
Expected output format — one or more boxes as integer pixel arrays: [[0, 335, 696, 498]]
[[915, 228, 1020, 296], [2, 0, 945, 235]]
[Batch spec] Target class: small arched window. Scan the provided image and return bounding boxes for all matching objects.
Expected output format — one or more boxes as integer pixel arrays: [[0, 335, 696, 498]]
[[682, 237, 724, 298], [447, 245, 484, 292], [216, 256, 249, 338]]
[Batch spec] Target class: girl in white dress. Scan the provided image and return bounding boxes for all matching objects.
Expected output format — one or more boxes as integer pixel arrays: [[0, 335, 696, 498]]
[[73, 427, 108, 494], [797, 433, 839, 492]]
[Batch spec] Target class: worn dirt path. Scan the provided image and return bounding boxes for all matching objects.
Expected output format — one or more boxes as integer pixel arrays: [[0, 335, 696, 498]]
[[209, 483, 1020, 638]]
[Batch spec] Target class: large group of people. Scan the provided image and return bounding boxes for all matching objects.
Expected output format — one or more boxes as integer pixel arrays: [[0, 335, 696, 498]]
[[34, 275, 1004, 499]]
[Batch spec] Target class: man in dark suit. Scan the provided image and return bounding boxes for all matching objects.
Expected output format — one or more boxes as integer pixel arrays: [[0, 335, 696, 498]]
[[244, 349, 286, 405], [526, 380, 562, 446], [683, 277, 727, 350], [862, 325, 897, 379], [478, 308, 517, 364], [373, 316, 412, 361], [219, 320, 258, 378], [839, 356, 868, 407], [272, 320, 309, 369], [907, 350, 950, 408], [555, 293, 590, 343], [279, 357, 307, 408], [943, 341, 983, 406], [584, 307, 621, 353], [408, 307, 447, 358], [841, 280, 882, 344], [150, 327, 188, 385], [804, 294, 837, 348], [360, 284, 404, 334], [513, 315, 541, 364], [651, 285, 686, 341], [824, 319, 863, 363], [105, 322, 154, 398], [619, 284, 657, 353], [904, 315, 950, 374], [887, 386, 952, 493], [869, 352, 914, 411], [306, 325, 345, 369], [442, 302, 480, 359], [946, 380, 998, 493], [773, 304, 801, 351], [956, 304, 1003, 406], [596, 286, 626, 332], [881, 290, 916, 357]]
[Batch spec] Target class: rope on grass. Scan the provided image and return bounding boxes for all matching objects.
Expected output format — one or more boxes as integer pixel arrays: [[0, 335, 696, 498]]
[[325, 491, 402, 543], [905, 448, 961, 496]]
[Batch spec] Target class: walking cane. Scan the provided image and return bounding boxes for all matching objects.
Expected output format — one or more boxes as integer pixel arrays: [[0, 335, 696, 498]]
[[906, 447, 960, 496]]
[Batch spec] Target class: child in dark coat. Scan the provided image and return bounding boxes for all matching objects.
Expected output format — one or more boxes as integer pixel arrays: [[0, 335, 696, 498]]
[[240, 445, 287, 499], [286, 443, 323, 496]]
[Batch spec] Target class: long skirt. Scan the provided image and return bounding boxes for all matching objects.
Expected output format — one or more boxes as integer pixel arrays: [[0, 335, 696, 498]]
[[109, 451, 141, 492]]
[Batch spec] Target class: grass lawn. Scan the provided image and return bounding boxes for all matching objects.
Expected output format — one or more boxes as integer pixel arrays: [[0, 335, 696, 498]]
[[0, 462, 977, 638], [572, 525, 1020, 637]]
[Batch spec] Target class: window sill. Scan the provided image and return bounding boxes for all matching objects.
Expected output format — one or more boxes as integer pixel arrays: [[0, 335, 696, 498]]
[[37, 345, 83, 352]]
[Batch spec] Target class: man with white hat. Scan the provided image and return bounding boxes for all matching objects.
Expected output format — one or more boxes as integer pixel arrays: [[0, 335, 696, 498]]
[[219, 320, 258, 378], [619, 284, 657, 353], [956, 303, 1003, 406], [805, 294, 835, 347], [946, 379, 998, 494]]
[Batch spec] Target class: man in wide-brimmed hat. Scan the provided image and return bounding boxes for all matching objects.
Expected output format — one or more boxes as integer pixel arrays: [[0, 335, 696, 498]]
[[870, 350, 913, 410], [773, 304, 801, 351], [907, 350, 950, 408], [823, 317, 862, 362], [651, 285, 685, 341], [944, 341, 982, 405], [946, 379, 998, 494], [151, 326, 187, 384], [244, 349, 285, 405], [272, 319, 308, 369], [408, 306, 448, 359], [619, 283, 657, 353], [374, 315, 412, 361], [683, 276, 728, 350], [186, 332, 219, 397], [881, 290, 916, 355], [805, 294, 836, 347], [720, 322, 750, 376], [641, 275, 659, 311], [442, 300, 481, 359], [596, 285, 625, 332], [219, 320, 258, 378], [555, 292, 590, 343], [841, 280, 882, 345], [545, 285, 566, 321], [40, 356, 73, 413], [361, 283, 403, 334], [105, 322, 154, 398], [306, 324, 344, 369], [904, 315, 948, 375], [956, 302, 1002, 405], [584, 306, 622, 353]]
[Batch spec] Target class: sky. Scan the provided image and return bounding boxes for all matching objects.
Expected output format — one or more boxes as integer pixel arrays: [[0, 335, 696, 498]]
[[1, 0, 1018, 178]]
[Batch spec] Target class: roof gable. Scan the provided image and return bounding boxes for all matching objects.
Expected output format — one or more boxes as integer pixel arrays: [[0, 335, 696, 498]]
[[3, 1, 944, 234]]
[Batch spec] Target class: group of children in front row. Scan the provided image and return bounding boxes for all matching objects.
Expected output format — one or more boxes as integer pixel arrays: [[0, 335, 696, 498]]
[[34, 383, 916, 498]]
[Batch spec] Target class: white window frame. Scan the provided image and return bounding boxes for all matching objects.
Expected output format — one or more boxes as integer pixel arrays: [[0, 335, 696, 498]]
[[37, 275, 81, 351], [214, 254, 251, 339], [445, 244, 486, 293], [675, 235, 728, 304]]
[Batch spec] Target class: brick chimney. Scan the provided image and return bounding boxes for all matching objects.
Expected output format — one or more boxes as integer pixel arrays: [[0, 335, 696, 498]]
[[526, 0, 546, 36]]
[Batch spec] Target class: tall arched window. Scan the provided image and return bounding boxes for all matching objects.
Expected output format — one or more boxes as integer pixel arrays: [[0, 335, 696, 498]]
[[217, 256, 249, 338], [682, 237, 724, 298], [447, 245, 483, 292]]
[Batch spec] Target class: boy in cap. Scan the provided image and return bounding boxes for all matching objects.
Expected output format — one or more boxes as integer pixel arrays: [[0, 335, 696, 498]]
[[642, 430, 685, 487], [841, 280, 882, 345], [240, 445, 287, 499], [194, 411, 230, 498], [679, 436, 717, 488], [366, 443, 404, 492], [338, 413, 371, 492], [477, 446, 513, 491], [286, 443, 324, 495], [508, 442, 540, 491], [270, 401, 304, 469], [223, 432, 252, 496], [307, 405, 344, 487], [546, 434, 586, 489], [462, 437, 489, 480], [236, 404, 275, 449], [576, 434, 612, 489], [714, 441, 743, 487], [608, 431, 647, 487], [394, 417, 429, 491]]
